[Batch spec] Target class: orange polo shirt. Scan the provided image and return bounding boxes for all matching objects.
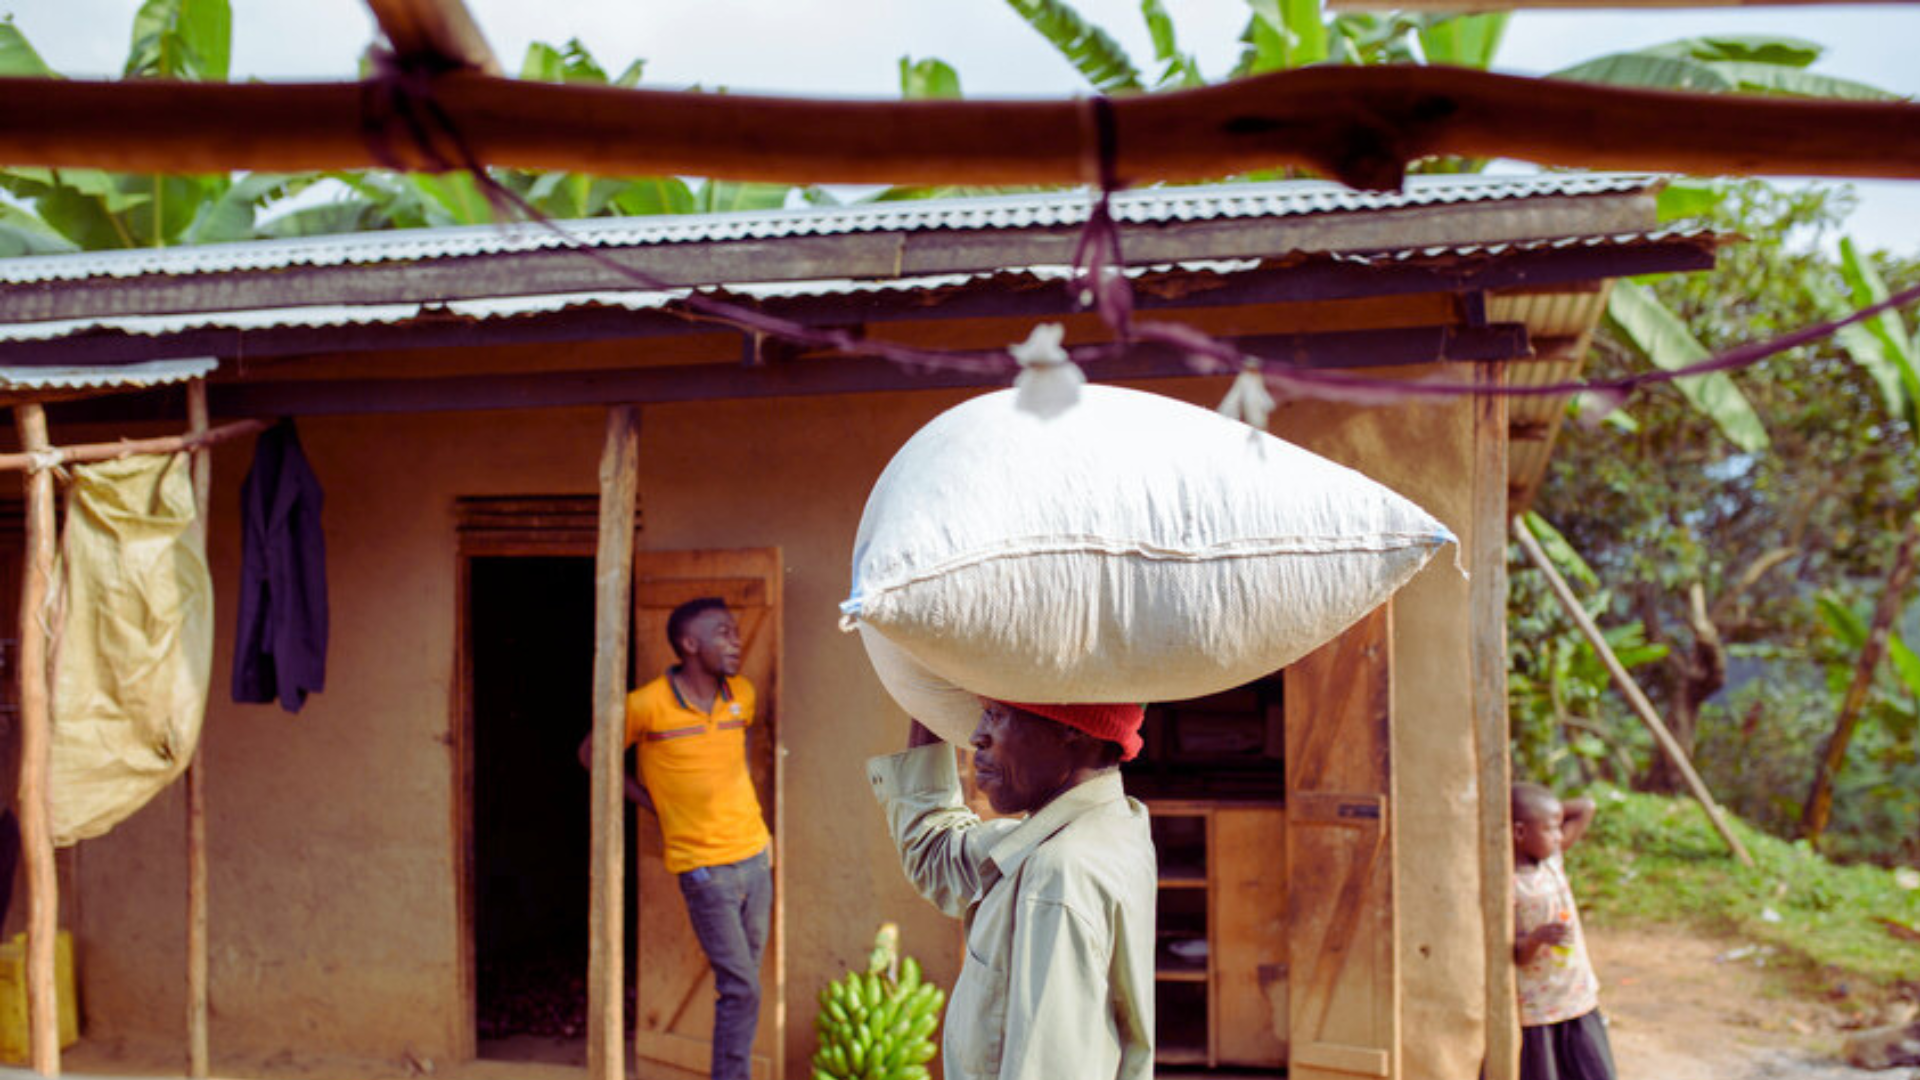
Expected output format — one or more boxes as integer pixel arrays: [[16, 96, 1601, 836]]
[[625, 669, 770, 874]]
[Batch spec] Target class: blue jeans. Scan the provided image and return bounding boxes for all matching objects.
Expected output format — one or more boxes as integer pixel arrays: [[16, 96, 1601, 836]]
[[677, 849, 772, 1080]]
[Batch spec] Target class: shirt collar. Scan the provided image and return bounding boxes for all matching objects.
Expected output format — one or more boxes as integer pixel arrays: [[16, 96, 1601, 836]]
[[666, 666, 733, 712], [984, 770, 1127, 880]]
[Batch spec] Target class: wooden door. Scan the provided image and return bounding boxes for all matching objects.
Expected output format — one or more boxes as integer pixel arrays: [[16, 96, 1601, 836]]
[[630, 549, 783, 1080], [1285, 606, 1397, 1079], [1214, 805, 1288, 1066]]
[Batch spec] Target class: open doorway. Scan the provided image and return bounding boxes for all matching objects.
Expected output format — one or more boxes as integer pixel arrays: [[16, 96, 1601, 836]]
[[468, 555, 625, 1064]]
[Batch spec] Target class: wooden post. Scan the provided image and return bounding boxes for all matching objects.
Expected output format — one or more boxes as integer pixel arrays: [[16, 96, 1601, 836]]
[[1471, 364, 1518, 1080], [185, 381, 211, 1078], [13, 403, 60, 1076], [588, 406, 640, 1080], [1511, 518, 1754, 868]]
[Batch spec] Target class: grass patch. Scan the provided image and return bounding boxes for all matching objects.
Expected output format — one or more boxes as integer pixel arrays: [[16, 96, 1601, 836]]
[[1567, 786, 1920, 990]]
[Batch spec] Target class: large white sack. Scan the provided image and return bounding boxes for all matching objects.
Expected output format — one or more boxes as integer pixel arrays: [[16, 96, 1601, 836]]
[[841, 330, 1456, 745]]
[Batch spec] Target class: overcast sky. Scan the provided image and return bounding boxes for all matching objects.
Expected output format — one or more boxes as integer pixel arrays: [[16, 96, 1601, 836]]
[[9, 0, 1919, 250]]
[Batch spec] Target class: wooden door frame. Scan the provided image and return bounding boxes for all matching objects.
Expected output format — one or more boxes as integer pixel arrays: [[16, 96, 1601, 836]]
[[626, 547, 786, 1080], [451, 496, 632, 1063]]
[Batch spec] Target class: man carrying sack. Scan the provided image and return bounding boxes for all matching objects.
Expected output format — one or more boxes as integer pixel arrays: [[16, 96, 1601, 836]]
[[866, 700, 1156, 1080]]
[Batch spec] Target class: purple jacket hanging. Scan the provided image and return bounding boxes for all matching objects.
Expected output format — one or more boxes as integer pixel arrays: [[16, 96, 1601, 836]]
[[232, 419, 328, 713]]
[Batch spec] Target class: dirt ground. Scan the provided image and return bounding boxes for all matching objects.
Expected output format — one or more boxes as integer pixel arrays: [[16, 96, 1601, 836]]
[[45, 923, 1920, 1080], [1591, 924, 1919, 1080]]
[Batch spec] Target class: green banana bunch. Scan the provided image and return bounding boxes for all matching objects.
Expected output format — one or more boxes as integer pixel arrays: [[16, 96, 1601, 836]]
[[811, 923, 944, 1080]]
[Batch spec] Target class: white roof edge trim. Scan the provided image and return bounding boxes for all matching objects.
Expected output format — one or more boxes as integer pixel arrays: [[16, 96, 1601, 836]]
[[0, 173, 1664, 285], [0, 357, 218, 390]]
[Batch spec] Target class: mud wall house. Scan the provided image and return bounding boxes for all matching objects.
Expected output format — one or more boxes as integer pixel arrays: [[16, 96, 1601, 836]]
[[0, 174, 1716, 1080]]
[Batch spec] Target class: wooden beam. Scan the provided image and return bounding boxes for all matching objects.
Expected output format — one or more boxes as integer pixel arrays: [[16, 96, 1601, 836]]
[[362, 0, 500, 75], [185, 381, 211, 1080], [587, 406, 639, 1080], [1512, 518, 1755, 868], [2, 67, 1919, 186], [0, 420, 267, 473], [12, 403, 59, 1076], [0, 203, 1706, 327], [1471, 363, 1518, 1080], [149, 325, 1529, 420]]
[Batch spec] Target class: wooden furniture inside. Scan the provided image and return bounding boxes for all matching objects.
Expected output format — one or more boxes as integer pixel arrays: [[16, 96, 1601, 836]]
[[1131, 674, 1289, 1071]]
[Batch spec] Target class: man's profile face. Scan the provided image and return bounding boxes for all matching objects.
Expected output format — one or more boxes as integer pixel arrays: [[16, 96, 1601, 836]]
[[969, 703, 1075, 815], [680, 607, 743, 677]]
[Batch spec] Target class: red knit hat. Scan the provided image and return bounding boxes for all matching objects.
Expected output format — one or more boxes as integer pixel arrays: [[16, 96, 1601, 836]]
[[998, 701, 1145, 762]]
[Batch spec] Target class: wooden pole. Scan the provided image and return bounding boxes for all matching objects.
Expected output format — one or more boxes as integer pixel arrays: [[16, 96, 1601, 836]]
[[587, 406, 639, 1080], [1471, 364, 1518, 1080], [184, 381, 211, 1079], [13, 403, 60, 1076], [4, 67, 1920, 187], [362, 0, 501, 75], [1512, 518, 1755, 868], [0, 420, 267, 475]]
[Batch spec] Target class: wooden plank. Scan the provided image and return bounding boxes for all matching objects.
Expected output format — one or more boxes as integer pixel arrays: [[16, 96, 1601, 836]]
[[0, 205, 1709, 329], [185, 382, 211, 1079], [4, 67, 1920, 186], [1473, 362, 1519, 1080], [587, 406, 640, 1080], [1214, 807, 1288, 1067], [169, 325, 1531, 422], [1205, 807, 1218, 1069], [1285, 608, 1396, 1080], [12, 403, 58, 1076], [362, 0, 500, 74], [1292, 1043, 1391, 1076], [450, 554, 477, 1063]]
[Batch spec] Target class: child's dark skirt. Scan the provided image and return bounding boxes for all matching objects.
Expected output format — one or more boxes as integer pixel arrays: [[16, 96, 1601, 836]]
[[1519, 1009, 1617, 1080]]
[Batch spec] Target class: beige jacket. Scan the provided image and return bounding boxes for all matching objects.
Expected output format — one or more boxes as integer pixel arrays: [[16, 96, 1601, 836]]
[[868, 744, 1156, 1080]]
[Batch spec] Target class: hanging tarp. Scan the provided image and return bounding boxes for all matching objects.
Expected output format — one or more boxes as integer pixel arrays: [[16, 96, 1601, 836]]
[[49, 452, 211, 846]]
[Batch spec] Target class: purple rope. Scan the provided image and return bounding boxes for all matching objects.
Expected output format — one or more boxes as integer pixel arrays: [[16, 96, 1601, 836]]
[[357, 55, 1920, 415]]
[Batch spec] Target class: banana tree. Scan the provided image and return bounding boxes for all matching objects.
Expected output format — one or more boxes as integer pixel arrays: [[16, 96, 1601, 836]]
[[994, 0, 1900, 452], [1798, 242, 1920, 845], [0, 0, 309, 251]]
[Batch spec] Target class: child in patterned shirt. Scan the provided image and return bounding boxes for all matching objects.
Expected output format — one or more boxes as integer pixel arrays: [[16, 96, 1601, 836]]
[[1513, 781, 1616, 1080]]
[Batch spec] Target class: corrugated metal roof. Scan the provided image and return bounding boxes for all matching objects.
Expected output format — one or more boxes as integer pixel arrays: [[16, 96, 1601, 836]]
[[0, 173, 1659, 286], [1338, 225, 1718, 262], [0, 263, 1239, 343], [0, 226, 1698, 348], [0, 357, 216, 390]]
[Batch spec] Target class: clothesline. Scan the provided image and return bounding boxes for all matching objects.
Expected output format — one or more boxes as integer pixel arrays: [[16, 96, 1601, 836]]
[[0, 418, 269, 474]]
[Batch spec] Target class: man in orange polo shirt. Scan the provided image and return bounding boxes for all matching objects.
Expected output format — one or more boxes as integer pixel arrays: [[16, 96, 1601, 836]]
[[578, 596, 770, 1080]]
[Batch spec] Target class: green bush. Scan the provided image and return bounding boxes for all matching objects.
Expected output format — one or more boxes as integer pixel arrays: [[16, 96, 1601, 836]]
[[1567, 786, 1920, 987]]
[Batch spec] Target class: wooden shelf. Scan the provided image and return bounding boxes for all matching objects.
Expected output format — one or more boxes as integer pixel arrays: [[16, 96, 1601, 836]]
[[1145, 799, 1288, 1071], [1155, 1044, 1210, 1065]]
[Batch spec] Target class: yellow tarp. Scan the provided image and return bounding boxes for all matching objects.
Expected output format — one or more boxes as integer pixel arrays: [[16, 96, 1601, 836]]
[[49, 452, 211, 847]]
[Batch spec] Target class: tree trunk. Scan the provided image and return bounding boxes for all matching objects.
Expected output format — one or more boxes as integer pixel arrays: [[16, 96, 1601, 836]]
[[1801, 508, 1920, 847], [1646, 584, 1726, 794]]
